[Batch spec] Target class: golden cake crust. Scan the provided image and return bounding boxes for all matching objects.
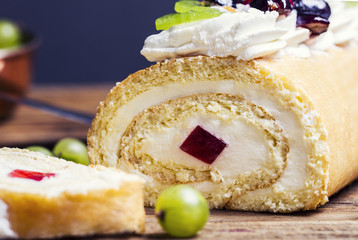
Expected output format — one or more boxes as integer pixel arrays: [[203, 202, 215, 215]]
[[257, 48, 358, 196]]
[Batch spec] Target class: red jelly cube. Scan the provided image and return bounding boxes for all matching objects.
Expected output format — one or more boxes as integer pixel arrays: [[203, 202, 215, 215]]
[[180, 125, 227, 164], [9, 169, 56, 181]]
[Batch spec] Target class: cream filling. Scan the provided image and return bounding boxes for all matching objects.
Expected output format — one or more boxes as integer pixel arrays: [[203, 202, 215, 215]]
[[112, 80, 308, 191], [139, 114, 269, 179], [0, 200, 16, 238], [0, 153, 141, 198]]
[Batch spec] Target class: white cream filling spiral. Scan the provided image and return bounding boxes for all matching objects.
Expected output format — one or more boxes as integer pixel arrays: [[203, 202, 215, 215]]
[[107, 80, 307, 193]]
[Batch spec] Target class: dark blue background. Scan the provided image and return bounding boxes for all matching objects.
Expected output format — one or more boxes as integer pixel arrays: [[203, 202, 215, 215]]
[[0, 1, 175, 84]]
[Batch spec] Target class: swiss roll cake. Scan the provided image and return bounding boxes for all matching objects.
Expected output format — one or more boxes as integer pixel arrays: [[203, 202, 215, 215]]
[[0, 148, 145, 239], [87, 0, 358, 212]]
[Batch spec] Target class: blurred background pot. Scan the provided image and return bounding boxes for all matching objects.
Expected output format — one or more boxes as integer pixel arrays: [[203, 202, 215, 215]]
[[0, 31, 39, 120]]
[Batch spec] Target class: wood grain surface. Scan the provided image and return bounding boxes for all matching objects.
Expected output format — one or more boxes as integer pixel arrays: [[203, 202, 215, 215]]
[[72, 181, 358, 240], [0, 84, 112, 147], [1, 85, 358, 239]]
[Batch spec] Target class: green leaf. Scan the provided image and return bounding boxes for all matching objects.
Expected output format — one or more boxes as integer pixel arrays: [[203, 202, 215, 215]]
[[345, 1, 358, 8]]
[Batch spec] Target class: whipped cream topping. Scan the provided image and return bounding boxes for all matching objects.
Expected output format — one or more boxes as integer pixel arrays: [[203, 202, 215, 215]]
[[141, 2, 358, 62]]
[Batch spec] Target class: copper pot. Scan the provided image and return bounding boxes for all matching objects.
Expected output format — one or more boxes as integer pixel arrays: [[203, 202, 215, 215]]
[[0, 31, 39, 120]]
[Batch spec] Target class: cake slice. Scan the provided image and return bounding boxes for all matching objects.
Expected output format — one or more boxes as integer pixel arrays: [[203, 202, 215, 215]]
[[0, 147, 145, 239]]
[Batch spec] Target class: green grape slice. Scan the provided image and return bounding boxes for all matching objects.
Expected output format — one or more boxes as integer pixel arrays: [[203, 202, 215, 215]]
[[156, 9, 222, 31], [345, 1, 358, 8], [175, 0, 207, 13]]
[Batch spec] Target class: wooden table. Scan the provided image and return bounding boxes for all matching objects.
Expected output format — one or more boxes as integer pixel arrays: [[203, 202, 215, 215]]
[[0, 84, 112, 147], [1, 85, 358, 239]]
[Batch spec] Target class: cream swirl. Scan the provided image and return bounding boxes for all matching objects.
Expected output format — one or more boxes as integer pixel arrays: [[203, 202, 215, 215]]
[[141, 7, 309, 61], [141, 2, 358, 62]]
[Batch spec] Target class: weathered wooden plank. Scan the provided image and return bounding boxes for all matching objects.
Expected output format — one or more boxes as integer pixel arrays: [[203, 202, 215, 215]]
[[78, 181, 357, 240], [0, 84, 112, 147], [124, 181, 358, 240]]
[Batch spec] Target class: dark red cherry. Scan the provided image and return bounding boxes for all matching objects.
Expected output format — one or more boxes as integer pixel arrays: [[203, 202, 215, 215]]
[[294, 0, 331, 35], [236, 0, 253, 4], [249, 0, 293, 15], [296, 14, 329, 35], [293, 0, 331, 19], [180, 125, 227, 165]]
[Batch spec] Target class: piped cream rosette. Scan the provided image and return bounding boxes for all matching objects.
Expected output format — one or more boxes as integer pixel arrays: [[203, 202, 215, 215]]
[[88, 48, 358, 212]]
